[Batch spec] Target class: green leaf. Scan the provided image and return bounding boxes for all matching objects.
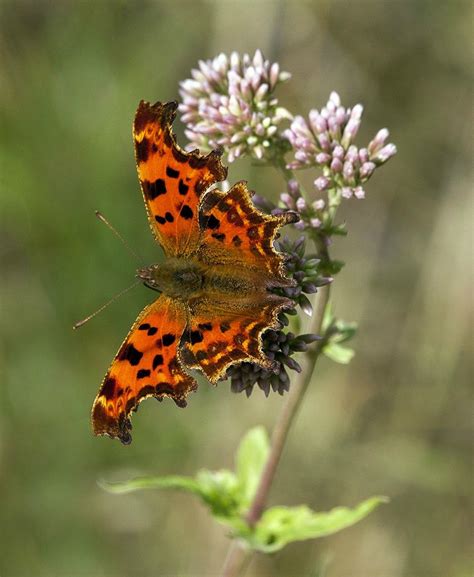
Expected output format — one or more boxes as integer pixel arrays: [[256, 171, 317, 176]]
[[194, 469, 241, 518], [100, 468, 242, 521], [331, 319, 358, 343], [323, 342, 355, 364], [236, 426, 270, 509], [99, 475, 202, 495], [249, 496, 388, 553], [321, 303, 357, 363]]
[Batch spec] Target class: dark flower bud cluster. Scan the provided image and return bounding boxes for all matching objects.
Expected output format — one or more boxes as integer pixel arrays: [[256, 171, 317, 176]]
[[227, 236, 330, 397], [228, 330, 320, 397], [275, 235, 332, 315]]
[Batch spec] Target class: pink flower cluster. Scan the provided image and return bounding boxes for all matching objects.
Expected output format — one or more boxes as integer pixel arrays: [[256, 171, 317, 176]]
[[284, 92, 397, 199], [179, 50, 291, 163]]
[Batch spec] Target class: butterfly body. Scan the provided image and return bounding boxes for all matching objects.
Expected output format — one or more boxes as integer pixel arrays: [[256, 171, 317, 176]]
[[91, 100, 298, 444], [138, 254, 285, 300], [138, 258, 204, 298]]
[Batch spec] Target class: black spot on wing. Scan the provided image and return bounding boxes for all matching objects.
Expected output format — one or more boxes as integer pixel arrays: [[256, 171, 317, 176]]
[[119, 344, 143, 366], [137, 369, 151, 379], [152, 354, 164, 369], [190, 330, 204, 344], [162, 333, 176, 346], [165, 212, 174, 223], [220, 322, 231, 333], [206, 214, 220, 229], [147, 327, 158, 336], [211, 232, 225, 242], [247, 226, 259, 239], [180, 205, 193, 219], [166, 166, 179, 178], [144, 178, 167, 200], [178, 180, 189, 195], [155, 215, 166, 224]]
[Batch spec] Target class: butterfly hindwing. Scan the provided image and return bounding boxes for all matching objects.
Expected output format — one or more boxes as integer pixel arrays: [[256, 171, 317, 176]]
[[182, 294, 292, 383], [133, 101, 227, 257], [91, 296, 196, 444]]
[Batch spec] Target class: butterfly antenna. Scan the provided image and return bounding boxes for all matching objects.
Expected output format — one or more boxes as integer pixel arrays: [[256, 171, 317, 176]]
[[95, 211, 143, 264], [73, 279, 142, 330]]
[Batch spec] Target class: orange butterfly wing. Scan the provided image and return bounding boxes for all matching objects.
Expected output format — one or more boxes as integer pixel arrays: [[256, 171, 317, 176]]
[[198, 181, 298, 282], [182, 294, 291, 383], [133, 100, 227, 257], [91, 296, 196, 444]]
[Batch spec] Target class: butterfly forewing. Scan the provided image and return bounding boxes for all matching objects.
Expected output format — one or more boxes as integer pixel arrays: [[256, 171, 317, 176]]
[[133, 100, 227, 257]]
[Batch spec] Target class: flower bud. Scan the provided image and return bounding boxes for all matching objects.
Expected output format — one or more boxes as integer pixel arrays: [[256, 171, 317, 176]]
[[343, 160, 355, 180], [287, 179, 300, 196], [333, 145, 345, 159], [375, 143, 397, 163], [316, 152, 331, 164], [360, 161, 376, 180], [280, 193, 294, 209], [312, 199, 325, 210], [330, 157, 343, 173], [314, 176, 330, 191], [368, 127, 389, 155], [296, 197, 307, 212]]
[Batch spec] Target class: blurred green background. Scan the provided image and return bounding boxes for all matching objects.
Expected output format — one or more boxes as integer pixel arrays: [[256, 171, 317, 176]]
[[1, 1, 471, 576]]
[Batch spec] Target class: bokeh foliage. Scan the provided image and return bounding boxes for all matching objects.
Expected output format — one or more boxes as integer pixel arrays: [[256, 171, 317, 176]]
[[0, 1, 471, 576]]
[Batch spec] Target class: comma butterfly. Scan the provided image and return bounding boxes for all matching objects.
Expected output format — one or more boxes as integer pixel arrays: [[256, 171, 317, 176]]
[[91, 101, 298, 444]]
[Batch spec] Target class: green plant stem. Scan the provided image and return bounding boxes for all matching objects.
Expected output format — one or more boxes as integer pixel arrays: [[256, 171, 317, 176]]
[[221, 282, 331, 577]]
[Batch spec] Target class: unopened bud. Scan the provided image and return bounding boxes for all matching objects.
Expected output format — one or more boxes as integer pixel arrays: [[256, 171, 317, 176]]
[[375, 143, 397, 163], [296, 197, 307, 212], [316, 152, 331, 164], [314, 176, 330, 191], [330, 157, 343, 173], [312, 199, 325, 210], [368, 128, 389, 155], [360, 161, 376, 180]]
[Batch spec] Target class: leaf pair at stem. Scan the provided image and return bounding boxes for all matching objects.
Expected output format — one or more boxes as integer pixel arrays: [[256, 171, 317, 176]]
[[101, 427, 387, 554]]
